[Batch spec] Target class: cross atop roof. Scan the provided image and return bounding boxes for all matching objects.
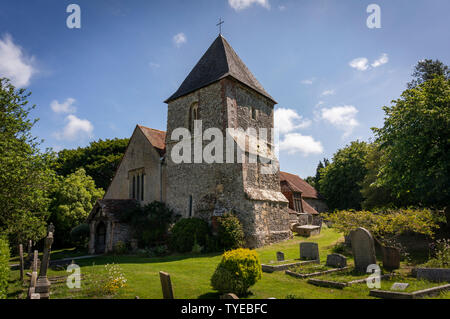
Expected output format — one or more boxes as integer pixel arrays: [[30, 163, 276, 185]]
[[216, 18, 224, 35]]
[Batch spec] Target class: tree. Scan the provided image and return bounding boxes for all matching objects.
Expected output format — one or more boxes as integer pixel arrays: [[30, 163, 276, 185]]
[[319, 141, 369, 211], [305, 158, 329, 191], [373, 75, 450, 207], [53, 138, 129, 191], [48, 168, 104, 247], [0, 78, 54, 245], [407, 59, 450, 89], [360, 143, 395, 209]]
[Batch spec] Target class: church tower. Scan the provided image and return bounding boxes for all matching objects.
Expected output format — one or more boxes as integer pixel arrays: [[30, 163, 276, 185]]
[[164, 35, 293, 248]]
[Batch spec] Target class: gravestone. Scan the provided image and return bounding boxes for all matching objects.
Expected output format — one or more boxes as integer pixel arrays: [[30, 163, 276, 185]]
[[28, 250, 39, 299], [326, 253, 347, 268], [159, 271, 174, 299], [19, 244, 24, 282], [391, 283, 409, 291], [300, 242, 319, 261], [350, 227, 376, 273], [382, 246, 400, 270], [35, 229, 54, 299], [276, 252, 285, 262], [25, 240, 33, 269]]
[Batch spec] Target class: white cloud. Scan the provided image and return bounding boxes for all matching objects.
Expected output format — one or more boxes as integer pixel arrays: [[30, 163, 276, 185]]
[[149, 62, 160, 69], [320, 105, 359, 138], [50, 98, 76, 114], [371, 53, 389, 68], [0, 34, 35, 87], [55, 114, 94, 141], [321, 89, 335, 96], [349, 57, 369, 71], [173, 33, 187, 48], [228, 0, 270, 11], [279, 133, 324, 156], [274, 108, 311, 134], [301, 79, 314, 85]]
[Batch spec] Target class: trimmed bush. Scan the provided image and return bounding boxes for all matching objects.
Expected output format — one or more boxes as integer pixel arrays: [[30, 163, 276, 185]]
[[217, 212, 245, 250], [0, 237, 10, 299], [211, 248, 262, 296], [70, 223, 90, 249], [170, 218, 210, 253]]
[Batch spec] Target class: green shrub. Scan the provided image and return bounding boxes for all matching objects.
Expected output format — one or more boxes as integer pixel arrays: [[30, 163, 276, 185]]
[[119, 201, 180, 247], [113, 241, 128, 255], [217, 212, 245, 251], [0, 237, 10, 299], [211, 248, 262, 296], [422, 239, 450, 268], [70, 223, 90, 249], [170, 218, 210, 253]]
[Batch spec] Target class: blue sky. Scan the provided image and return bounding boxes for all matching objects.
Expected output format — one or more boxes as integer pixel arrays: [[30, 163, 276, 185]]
[[1, 0, 449, 178]]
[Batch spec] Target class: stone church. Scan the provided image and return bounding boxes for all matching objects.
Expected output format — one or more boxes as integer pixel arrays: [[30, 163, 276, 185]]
[[87, 35, 311, 254]]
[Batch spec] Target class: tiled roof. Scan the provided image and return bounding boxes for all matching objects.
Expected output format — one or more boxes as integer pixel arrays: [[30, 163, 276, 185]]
[[165, 35, 275, 103], [87, 199, 138, 222], [279, 171, 321, 199], [137, 125, 166, 155], [301, 199, 319, 215]]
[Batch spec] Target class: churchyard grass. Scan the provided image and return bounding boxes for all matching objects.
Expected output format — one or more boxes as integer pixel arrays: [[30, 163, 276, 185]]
[[7, 226, 449, 299]]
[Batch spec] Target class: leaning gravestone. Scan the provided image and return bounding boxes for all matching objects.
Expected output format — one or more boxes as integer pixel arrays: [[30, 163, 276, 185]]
[[159, 271, 174, 299], [326, 253, 347, 268], [276, 252, 285, 262], [350, 227, 377, 273], [300, 242, 319, 261]]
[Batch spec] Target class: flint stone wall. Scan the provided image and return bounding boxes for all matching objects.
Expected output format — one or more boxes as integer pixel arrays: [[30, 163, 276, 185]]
[[165, 79, 292, 248]]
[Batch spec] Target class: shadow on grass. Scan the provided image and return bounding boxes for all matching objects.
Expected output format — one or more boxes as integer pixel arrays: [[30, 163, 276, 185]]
[[71, 251, 224, 268]]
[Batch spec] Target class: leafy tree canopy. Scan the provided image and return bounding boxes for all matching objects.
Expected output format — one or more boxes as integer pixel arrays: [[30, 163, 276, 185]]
[[48, 168, 104, 247], [407, 59, 450, 89], [319, 141, 369, 211], [0, 78, 54, 245], [53, 138, 129, 191], [373, 75, 450, 207]]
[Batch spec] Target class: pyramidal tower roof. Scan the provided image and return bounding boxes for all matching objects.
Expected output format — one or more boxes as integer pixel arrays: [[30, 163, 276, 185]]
[[165, 35, 275, 103]]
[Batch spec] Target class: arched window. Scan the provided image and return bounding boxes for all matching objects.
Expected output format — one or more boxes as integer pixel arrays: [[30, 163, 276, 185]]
[[189, 102, 199, 133]]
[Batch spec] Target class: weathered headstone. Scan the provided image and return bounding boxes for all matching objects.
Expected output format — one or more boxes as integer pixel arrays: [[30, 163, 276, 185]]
[[326, 253, 347, 268], [159, 271, 174, 299], [276, 251, 285, 262], [35, 229, 54, 299], [25, 240, 33, 269], [382, 246, 400, 270], [391, 283, 409, 291], [19, 244, 24, 282], [350, 227, 377, 273], [220, 293, 239, 299], [300, 242, 319, 261], [28, 250, 39, 299]]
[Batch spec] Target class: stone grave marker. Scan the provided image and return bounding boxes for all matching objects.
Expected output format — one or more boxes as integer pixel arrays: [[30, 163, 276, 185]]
[[28, 250, 39, 299], [35, 229, 54, 299], [391, 283, 409, 291], [350, 227, 376, 273], [276, 251, 285, 262], [382, 246, 400, 270], [159, 271, 174, 299], [326, 253, 347, 268], [19, 244, 24, 282], [300, 242, 319, 261]]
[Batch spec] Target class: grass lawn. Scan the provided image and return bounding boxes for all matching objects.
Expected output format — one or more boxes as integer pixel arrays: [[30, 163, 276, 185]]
[[7, 226, 450, 299]]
